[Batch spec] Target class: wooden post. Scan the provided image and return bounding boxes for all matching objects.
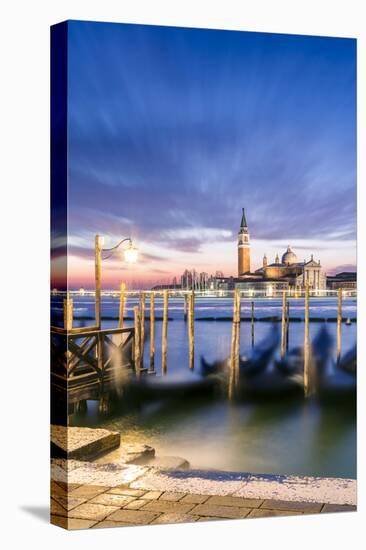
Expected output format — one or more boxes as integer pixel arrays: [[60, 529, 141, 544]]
[[188, 290, 195, 370], [63, 294, 73, 331], [162, 290, 168, 375], [286, 301, 290, 351], [337, 288, 342, 363], [95, 234, 102, 329], [118, 282, 126, 328], [229, 289, 240, 400], [251, 301, 255, 347], [140, 292, 145, 367], [134, 305, 141, 377], [281, 289, 286, 358], [183, 294, 188, 322], [304, 284, 310, 397], [149, 292, 155, 372]]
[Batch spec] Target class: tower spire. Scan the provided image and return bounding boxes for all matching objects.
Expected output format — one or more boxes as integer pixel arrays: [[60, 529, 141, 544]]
[[240, 207, 248, 229]]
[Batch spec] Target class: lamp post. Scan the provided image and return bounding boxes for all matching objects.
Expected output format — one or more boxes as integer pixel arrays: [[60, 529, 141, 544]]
[[95, 234, 138, 328]]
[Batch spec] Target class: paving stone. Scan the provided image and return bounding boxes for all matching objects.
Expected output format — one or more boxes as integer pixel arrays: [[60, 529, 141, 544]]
[[108, 487, 147, 498], [191, 504, 251, 519], [52, 493, 88, 511], [68, 485, 107, 499], [51, 514, 66, 528], [67, 518, 99, 529], [159, 492, 186, 502], [261, 500, 323, 513], [142, 491, 163, 500], [51, 498, 67, 516], [51, 480, 67, 496], [321, 504, 357, 513], [123, 499, 149, 510], [249, 508, 303, 518], [107, 509, 158, 525], [151, 513, 199, 524], [89, 493, 135, 507], [180, 494, 211, 504], [68, 503, 119, 521], [141, 500, 195, 514], [206, 495, 263, 508], [92, 520, 133, 529]]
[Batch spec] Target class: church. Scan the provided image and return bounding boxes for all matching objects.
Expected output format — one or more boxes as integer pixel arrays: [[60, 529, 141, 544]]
[[235, 208, 326, 292]]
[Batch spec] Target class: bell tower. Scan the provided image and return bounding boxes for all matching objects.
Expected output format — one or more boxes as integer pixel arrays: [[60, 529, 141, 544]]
[[238, 208, 251, 277]]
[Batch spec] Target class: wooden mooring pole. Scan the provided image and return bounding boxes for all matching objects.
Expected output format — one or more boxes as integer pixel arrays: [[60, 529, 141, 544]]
[[140, 292, 145, 367], [188, 290, 195, 370], [149, 292, 155, 372], [183, 294, 188, 322], [281, 289, 286, 358], [337, 288, 343, 363], [251, 301, 255, 347], [118, 282, 126, 328], [286, 301, 290, 351], [229, 289, 241, 400], [162, 290, 168, 375], [303, 284, 310, 397], [134, 305, 141, 377], [63, 294, 73, 331]]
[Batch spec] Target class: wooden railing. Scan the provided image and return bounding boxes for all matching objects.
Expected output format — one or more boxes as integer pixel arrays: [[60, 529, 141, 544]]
[[51, 326, 135, 403]]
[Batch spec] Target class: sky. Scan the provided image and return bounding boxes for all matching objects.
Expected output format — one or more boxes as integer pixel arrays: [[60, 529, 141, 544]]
[[64, 20, 356, 289]]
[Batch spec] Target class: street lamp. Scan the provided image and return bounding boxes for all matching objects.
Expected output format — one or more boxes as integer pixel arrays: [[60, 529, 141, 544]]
[[95, 234, 138, 328]]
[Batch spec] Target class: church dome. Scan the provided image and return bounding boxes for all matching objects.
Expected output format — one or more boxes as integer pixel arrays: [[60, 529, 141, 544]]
[[281, 245, 298, 265]]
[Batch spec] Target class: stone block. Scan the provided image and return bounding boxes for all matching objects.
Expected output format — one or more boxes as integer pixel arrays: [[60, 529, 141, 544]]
[[248, 508, 302, 518], [159, 492, 186, 502], [261, 500, 323, 513], [123, 500, 149, 510], [107, 509, 158, 525], [180, 494, 211, 504], [191, 504, 251, 519], [68, 503, 119, 521], [51, 425, 120, 460], [69, 485, 107, 499], [206, 495, 263, 508], [321, 504, 357, 513], [151, 513, 199, 524], [108, 487, 147, 498], [141, 500, 195, 514], [89, 493, 135, 507]]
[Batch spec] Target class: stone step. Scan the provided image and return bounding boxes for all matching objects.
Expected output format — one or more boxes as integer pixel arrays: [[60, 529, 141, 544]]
[[51, 425, 121, 461], [144, 455, 190, 470]]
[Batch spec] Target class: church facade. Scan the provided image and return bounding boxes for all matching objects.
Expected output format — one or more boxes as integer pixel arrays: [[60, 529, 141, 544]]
[[234, 208, 326, 292]]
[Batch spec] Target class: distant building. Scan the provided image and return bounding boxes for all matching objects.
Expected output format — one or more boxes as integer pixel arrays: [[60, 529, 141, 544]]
[[236, 209, 326, 291], [238, 208, 251, 276], [327, 272, 357, 290]]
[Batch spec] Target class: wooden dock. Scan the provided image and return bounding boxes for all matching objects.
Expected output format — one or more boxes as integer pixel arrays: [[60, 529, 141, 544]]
[[51, 326, 136, 408]]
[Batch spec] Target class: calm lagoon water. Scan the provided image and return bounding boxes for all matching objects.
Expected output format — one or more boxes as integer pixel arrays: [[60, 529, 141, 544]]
[[62, 295, 356, 479]]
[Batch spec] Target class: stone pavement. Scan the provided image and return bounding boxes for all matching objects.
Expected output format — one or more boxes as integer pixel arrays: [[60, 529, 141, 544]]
[[51, 480, 356, 530]]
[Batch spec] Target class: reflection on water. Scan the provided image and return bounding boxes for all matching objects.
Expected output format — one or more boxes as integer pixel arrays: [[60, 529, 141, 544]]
[[65, 296, 356, 479], [71, 396, 356, 479]]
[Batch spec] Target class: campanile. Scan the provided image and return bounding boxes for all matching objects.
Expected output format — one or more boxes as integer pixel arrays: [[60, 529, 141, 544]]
[[238, 208, 251, 276]]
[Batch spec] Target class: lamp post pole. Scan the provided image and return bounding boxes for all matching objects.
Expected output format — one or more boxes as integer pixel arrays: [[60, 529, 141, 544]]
[[94, 234, 138, 330], [95, 234, 103, 329]]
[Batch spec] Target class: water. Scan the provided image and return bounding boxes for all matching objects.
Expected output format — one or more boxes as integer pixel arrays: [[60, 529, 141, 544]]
[[60, 295, 356, 479]]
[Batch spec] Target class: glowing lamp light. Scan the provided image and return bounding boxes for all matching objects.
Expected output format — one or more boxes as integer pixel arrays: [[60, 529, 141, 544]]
[[124, 242, 138, 263]]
